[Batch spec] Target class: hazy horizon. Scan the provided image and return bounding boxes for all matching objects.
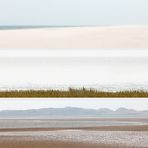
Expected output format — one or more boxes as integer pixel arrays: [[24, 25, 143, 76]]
[[0, 99, 147, 111], [0, 106, 147, 112]]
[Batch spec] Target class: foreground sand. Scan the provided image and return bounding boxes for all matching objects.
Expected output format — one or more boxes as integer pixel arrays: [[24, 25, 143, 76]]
[[0, 26, 148, 49], [0, 139, 130, 148], [0, 125, 148, 148]]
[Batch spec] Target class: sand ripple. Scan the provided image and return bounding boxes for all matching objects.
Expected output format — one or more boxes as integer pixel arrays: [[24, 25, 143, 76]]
[[0, 130, 148, 147]]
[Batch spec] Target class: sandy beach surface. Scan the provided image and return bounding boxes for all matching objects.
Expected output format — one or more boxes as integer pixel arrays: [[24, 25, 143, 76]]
[[0, 26, 148, 49], [0, 139, 128, 148], [0, 125, 148, 148]]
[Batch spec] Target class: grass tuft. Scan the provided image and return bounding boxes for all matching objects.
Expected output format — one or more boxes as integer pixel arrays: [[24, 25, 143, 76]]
[[0, 88, 148, 98]]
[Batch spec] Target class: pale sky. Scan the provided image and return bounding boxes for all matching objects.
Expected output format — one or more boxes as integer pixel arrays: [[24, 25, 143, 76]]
[[0, 99, 147, 111], [0, 0, 148, 25]]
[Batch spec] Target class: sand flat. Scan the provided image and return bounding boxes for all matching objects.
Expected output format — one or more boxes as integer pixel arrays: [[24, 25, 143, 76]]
[[0, 129, 147, 147], [0, 118, 147, 129], [0, 26, 148, 49], [0, 125, 148, 132], [0, 125, 148, 147], [0, 139, 127, 148]]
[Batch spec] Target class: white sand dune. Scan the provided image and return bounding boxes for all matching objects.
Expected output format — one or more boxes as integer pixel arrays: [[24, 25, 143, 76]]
[[0, 49, 148, 90], [0, 26, 148, 49]]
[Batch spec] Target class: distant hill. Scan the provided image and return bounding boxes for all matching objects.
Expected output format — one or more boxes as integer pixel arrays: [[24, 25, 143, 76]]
[[0, 107, 147, 119]]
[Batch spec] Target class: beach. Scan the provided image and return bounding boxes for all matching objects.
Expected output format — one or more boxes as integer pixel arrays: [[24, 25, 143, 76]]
[[0, 26, 148, 49], [0, 125, 148, 148], [0, 26, 148, 92], [0, 139, 127, 148], [0, 118, 147, 148]]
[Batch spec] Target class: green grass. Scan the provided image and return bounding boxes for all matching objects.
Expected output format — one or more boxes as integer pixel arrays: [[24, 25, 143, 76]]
[[0, 88, 148, 98]]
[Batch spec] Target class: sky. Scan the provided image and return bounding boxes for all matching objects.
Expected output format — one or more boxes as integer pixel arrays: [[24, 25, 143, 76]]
[[0, 0, 148, 26], [0, 99, 147, 111]]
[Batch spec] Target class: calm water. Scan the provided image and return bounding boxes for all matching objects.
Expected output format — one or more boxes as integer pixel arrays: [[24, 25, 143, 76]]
[[0, 119, 147, 129]]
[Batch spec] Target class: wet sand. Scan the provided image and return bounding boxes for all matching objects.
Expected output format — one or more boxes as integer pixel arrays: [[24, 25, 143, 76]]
[[0, 139, 130, 148], [0, 26, 148, 49], [0, 125, 148, 132], [0, 118, 148, 129], [0, 125, 147, 148]]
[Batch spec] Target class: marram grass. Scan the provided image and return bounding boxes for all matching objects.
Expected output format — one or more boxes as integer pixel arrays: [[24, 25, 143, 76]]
[[0, 88, 148, 98]]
